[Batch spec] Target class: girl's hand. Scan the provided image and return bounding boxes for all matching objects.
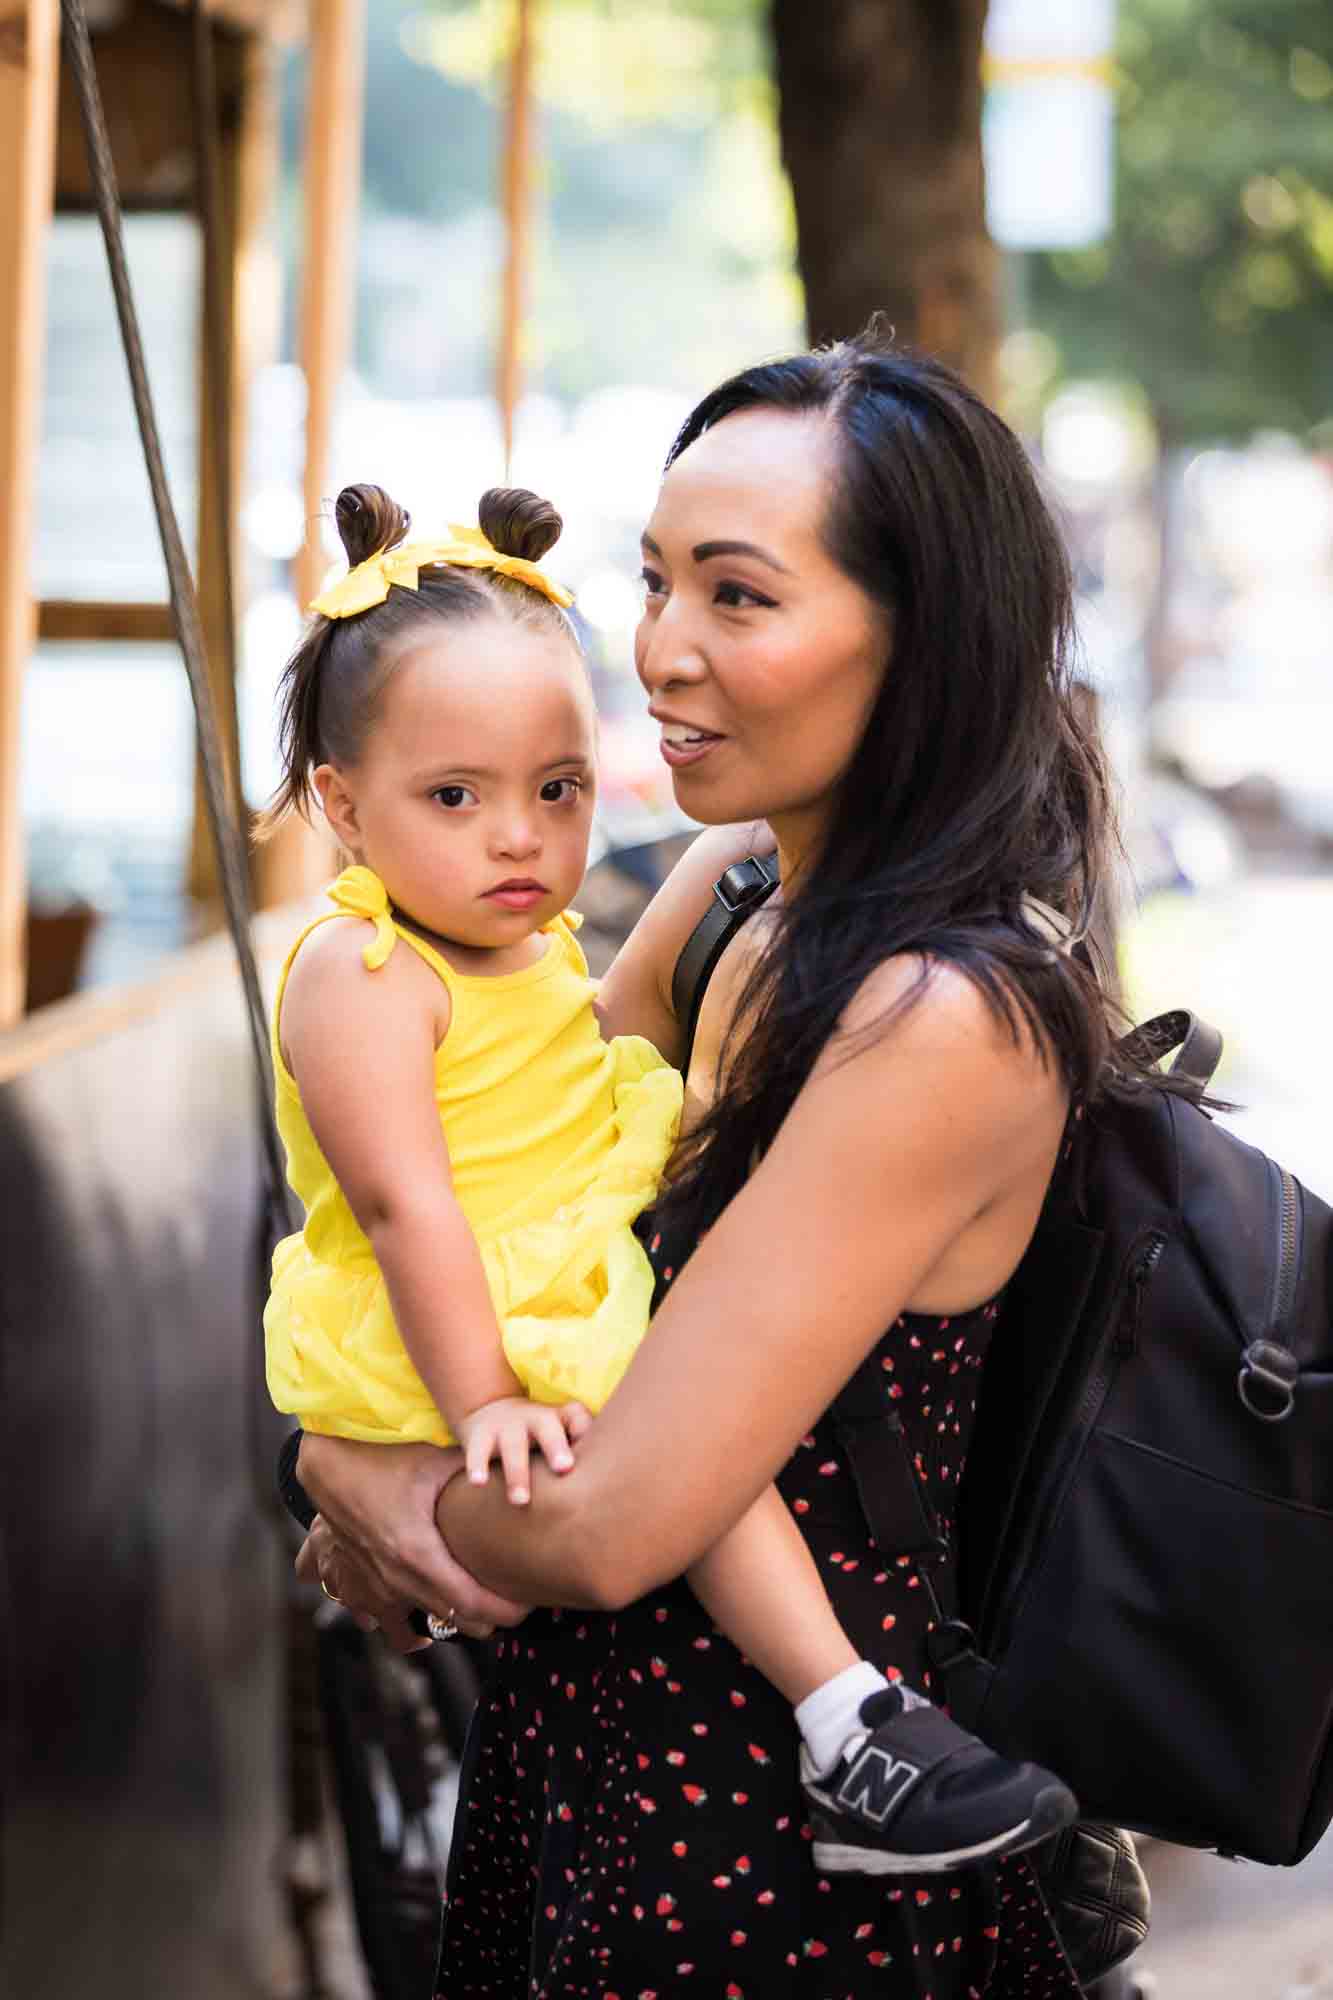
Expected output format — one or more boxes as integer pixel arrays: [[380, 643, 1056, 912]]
[[456, 1398, 592, 1504], [296, 1431, 531, 1630]]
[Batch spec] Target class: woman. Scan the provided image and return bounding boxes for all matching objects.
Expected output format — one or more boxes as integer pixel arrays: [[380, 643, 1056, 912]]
[[294, 333, 1115, 1996]]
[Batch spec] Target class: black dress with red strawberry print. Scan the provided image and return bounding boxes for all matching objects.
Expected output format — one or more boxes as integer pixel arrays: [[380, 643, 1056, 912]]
[[437, 1214, 1083, 1999]]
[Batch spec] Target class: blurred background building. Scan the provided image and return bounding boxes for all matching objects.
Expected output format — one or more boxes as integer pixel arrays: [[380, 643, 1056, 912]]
[[4, 3, 1332, 1995]]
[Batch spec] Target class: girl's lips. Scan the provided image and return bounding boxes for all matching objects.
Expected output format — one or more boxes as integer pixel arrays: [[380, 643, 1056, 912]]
[[659, 733, 723, 770], [484, 884, 546, 910]]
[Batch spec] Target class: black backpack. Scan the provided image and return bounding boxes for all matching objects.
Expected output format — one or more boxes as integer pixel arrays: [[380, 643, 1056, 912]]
[[676, 857, 1333, 1867]]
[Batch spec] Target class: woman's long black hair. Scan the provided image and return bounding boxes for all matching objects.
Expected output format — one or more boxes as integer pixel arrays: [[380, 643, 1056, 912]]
[[657, 331, 1121, 1240]]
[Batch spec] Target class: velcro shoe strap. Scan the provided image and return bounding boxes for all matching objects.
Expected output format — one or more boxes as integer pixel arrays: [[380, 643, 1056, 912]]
[[835, 1704, 978, 1829]]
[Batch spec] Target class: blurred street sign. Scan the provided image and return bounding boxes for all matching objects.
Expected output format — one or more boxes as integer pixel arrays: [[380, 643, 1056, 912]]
[[983, 0, 1115, 248]]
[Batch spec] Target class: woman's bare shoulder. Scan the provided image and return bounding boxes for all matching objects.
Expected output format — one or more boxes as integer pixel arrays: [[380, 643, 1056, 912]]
[[596, 821, 775, 1052], [810, 951, 1068, 1177]]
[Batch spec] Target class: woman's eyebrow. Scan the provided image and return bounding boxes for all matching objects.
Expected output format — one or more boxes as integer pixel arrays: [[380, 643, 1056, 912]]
[[640, 531, 792, 576]]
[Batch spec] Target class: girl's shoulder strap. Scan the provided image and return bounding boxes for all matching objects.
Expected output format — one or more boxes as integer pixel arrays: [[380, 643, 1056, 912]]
[[320, 863, 459, 988], [272, 867, 456, 1084], [542, 905, 587, 971]]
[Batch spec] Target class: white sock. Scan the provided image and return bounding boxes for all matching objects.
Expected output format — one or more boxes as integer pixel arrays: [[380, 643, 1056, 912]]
[[794, 1660, 893, 1776]]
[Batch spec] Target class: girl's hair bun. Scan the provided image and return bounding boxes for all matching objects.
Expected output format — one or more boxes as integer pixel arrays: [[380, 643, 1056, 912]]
[[335, 483, 411, 567], [479, 486, 562, 564]]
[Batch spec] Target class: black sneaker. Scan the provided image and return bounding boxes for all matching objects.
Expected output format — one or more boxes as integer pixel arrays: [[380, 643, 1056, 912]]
[[800, 1685, 1078, 1875]]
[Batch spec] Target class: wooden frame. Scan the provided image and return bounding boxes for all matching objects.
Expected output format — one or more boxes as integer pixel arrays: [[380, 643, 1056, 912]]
[[498, 0, 535, 478], [38, 599, 175, 642], [258, 0, 366, 908], [1, 0, 369, 1015], [187, 14, 274, 905], [293, 0, 366, 615], [0, 0, 61, 1029], [155, 0, 306, 41]]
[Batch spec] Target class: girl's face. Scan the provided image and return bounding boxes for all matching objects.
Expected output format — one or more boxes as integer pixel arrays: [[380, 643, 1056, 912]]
[[634, 407, 886, 871], [315, 615, 597, 966]]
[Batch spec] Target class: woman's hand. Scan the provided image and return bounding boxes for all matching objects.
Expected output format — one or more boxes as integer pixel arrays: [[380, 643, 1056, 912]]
[[296, 1520, 435, 1652], [296, 1432, 532, 1634]]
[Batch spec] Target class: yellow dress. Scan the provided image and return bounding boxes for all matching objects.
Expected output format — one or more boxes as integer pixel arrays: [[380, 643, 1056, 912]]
[[264, 865, 683, 1446]]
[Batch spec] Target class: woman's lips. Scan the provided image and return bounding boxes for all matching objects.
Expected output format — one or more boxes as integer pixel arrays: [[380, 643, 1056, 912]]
[[658, 727, 724, 769]]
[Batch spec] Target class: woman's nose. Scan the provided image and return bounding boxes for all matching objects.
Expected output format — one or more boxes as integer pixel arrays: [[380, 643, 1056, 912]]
[[636, 602, 707, 694]]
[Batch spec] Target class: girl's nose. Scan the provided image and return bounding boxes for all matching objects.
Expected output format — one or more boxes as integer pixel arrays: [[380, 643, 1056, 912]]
[[493, 816, 541, 861]]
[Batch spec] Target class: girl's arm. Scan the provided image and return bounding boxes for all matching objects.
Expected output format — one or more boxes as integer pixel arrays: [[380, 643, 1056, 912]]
[[301, 955, 1066, 1615], [594, 819, 776, 1053], [282, 926, 579, 1495]]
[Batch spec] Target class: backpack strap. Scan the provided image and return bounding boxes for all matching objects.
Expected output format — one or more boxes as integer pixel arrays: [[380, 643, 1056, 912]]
[[670, 852, 780, 1073], [670, 853, 955, 1595], [829, 1364, 949, 1567], [1120, 1008, 1223, 1093]]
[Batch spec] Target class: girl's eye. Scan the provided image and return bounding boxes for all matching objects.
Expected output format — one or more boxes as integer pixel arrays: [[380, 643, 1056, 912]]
[[640, 566, 666, 598], [715, 580, 776, 610], [432, 784, 477, 809], [540, 777, 584, 804]]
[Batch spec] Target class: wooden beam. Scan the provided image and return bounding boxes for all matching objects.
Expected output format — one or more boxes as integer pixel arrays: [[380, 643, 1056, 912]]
[[263, 0, 365, 907], [0, 0, 60, 1027], [186, 12, 250, 909], [497, 0, 535, 479], [293, 0, 365, 613], [54, 3, 196, 210], [152, 0, 306, 44], [38, 599, 175, 642]]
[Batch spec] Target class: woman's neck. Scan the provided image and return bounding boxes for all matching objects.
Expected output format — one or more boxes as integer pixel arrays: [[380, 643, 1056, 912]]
[[767, 804, 829, 895]]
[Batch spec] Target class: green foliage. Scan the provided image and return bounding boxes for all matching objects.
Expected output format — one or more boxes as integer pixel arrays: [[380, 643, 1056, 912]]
[[1028, 0, 1333, 439]]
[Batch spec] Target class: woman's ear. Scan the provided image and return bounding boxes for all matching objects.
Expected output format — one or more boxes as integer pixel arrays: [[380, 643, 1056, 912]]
[[313, 763, 360, 850]]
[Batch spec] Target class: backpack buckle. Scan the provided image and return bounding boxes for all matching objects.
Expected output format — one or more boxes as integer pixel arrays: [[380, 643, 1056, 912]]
[[1238, 1340, 1298, 1423], [713, 856, 777, 915]]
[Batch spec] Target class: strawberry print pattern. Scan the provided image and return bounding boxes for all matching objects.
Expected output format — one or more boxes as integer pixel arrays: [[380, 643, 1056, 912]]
[[438, 1213, 1082, 1998]]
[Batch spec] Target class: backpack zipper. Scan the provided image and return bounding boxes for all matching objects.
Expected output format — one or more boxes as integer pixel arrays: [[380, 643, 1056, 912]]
[[988, 1227, 1167, 1656], [1273, 1166, 1300, 1338], [1114, 1232, 1168, 1357], [1237, 1164, 1303, 1422]]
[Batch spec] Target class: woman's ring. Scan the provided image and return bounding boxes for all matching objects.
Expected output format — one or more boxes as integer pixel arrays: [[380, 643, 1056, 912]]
[[426, 1609, 459, 1642], [320, 1577, 341, 1604]]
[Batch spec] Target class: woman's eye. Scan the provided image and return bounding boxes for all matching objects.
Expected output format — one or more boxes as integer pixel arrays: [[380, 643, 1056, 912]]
[[640, 566, 666, 598], [540, 777, 583, 804], [432, 784, 477, 809], [715, 580, 776, 610]]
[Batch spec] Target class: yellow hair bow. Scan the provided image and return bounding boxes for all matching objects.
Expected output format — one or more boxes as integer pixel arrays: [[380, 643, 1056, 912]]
[[310, 524, 574, 620]]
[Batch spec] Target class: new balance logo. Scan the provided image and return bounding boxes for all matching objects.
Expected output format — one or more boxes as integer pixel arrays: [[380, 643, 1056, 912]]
[[836, 1746, 922, 1826]]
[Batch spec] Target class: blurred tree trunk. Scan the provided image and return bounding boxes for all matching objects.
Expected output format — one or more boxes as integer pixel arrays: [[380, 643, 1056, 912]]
[[771, 0, 999, 396]]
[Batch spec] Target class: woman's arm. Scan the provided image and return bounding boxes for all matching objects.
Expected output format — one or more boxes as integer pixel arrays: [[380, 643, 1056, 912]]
[[594, 819, 776, 1052], [438, 957, 1066, 1608]]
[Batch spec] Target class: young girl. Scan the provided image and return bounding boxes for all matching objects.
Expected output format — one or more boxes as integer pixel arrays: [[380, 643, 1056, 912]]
[[263, 480, 1076, 1876]]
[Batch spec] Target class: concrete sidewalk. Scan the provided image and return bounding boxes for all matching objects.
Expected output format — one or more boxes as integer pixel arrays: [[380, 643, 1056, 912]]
[[1130, 1829, 1333, 1999]]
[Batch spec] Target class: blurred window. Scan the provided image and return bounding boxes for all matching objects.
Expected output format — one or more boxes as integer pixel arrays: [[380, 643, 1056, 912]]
[[25, 215, 201, 1004]]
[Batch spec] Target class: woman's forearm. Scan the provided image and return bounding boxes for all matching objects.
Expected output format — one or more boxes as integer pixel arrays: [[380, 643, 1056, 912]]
[[437, 971, 1053, 1612], [436, 1453, 613, 1607]]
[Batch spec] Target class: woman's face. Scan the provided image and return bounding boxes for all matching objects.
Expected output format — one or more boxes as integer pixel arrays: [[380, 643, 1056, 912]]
[[634, 406, 886, 863]]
